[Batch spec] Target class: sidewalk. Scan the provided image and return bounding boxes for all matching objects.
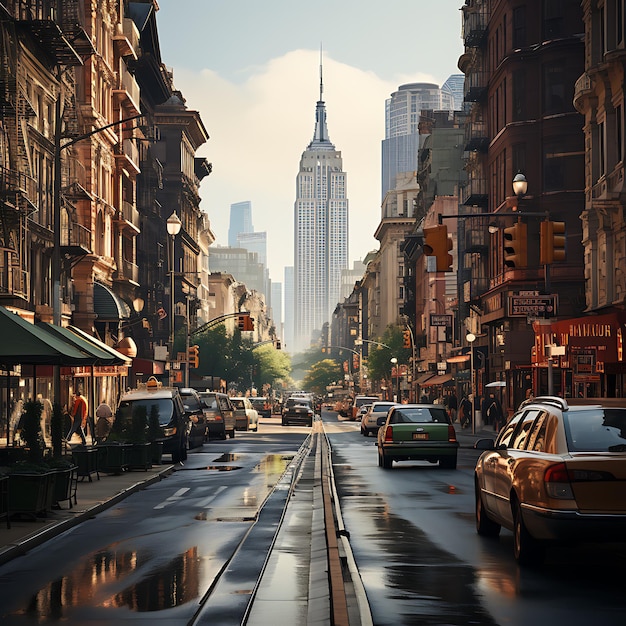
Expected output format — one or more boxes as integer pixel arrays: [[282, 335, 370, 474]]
[[453, 420, 500, 448], [0, 454, 175, 566]]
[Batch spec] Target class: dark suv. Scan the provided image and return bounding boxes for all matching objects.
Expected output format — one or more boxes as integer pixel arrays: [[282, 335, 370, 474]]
[[178, 387, 209, 447], [116, 380, 190, 462]]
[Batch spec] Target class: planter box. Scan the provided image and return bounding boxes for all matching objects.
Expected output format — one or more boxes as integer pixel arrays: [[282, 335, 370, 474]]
[[0, 475, 9, 529], [150, 440, 164, 465], [52, 466, 78, 509], [96, 443, 131, 474], [7, 471, 55, 519], [72, 448, 100, 482], [128, 442, 152, 471], [0, 447, 27, 465]]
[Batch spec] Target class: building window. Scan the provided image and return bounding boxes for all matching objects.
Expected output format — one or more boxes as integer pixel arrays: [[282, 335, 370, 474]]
[[543, 62, 567, 115], [512, 5, 526, 49]]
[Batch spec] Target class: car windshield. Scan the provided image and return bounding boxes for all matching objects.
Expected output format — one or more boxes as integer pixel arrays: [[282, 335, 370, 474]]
[[390, 407, 449, 424], [117, 398, 174, 427], [565, 408, 626, 452], [181, 394, 202, 411], [372, 403, 395, 413], [231, 399, 245, 409], [200, 394, 230, 411]]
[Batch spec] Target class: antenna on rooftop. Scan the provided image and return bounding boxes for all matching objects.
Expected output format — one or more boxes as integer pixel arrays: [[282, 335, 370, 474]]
[[319, 43, 323, 101]]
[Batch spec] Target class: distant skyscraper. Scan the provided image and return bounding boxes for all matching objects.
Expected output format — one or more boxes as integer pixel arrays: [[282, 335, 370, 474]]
[[382, 82, 457, 199], [284, 266, 294, 352], [441, 74, 465, 111], [237, 231, 267, 266], [293, 61, 348, 352], [228, 201, 253, 247], [271, 282, 283, 340]]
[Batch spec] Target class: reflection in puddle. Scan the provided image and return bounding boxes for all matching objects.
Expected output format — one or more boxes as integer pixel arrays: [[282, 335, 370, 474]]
[[205, 465, 241, 471], [251, 454, 293, 476], [212, 453, 241, 462], [18, 546, 202, 619]]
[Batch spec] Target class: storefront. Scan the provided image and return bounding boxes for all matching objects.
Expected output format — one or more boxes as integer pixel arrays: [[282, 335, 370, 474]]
[[532, 312, 626, 398]]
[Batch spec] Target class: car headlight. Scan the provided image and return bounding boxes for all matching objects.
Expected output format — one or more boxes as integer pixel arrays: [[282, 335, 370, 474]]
[[163, 427, 177, 437]]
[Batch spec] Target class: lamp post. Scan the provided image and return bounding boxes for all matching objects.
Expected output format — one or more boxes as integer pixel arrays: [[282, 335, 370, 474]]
[[466, 332, 476, 434], [390, 357, 399, 402], [166, 212, 182, 367]]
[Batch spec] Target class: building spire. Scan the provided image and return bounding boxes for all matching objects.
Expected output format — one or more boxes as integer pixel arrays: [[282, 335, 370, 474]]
[[309, 45, 334, 149]]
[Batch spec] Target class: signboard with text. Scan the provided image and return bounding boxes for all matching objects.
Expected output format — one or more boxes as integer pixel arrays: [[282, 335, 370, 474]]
[[430, 314, 453, 327], [508, 292, 557, 317]]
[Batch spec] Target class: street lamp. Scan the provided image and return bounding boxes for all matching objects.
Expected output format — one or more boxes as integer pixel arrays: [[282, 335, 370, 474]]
[[512, 172, 528, 198], [166, 212, 182, 361], [390, 357, 399, 402], [466, 332, 476, 434]]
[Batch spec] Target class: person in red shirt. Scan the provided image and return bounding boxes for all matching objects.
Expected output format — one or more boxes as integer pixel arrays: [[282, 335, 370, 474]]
[[66, 390, 88, 445]]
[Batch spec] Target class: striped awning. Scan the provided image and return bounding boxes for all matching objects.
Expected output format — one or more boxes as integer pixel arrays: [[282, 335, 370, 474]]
[[94, 282, 130, 320]]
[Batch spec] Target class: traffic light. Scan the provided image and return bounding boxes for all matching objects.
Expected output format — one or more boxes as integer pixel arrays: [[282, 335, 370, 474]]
[[402, 329, 411, 349], [423, 225, 453, 272], [540, 220, 566, 264], [275, 340, 281, 350], [188, 344, 199, 368], [503, 221, 528, 268], [352, 353, 360, 370], [237, 314, 254, 331]]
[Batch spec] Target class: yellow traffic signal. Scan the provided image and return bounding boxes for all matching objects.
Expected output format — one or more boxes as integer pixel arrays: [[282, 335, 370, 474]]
[[244, 315, 255, 331], [423, 225, 453, 272], [352, 353, 360, 370], [402, 330, 411, 349], [540, 220, 566, 264], [503, 221, 528, 268], [188, 344, 199, 368], [237, 315, 246, 330]]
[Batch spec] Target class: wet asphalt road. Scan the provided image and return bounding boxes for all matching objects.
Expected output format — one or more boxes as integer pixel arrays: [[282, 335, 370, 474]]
[[324, 410, 626, 626], [0, 429, 309, 625]]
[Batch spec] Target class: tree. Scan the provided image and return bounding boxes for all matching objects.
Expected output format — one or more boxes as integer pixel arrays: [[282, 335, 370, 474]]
[[365, 325, 412, 383], [302, 359, 343, 394], [252, 344, 291, 389]]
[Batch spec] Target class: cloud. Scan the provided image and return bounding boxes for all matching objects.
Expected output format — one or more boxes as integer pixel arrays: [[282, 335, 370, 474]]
[[171, 50, 436, 283]]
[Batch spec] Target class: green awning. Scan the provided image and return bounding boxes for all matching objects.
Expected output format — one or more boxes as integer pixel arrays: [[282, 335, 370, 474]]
[[0, 307, 97, 366], [37, 323, 118, 364], [67, 325, 131, 366]]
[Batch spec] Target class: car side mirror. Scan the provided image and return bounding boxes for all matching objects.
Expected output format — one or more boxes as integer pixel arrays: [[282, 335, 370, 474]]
[[473, 438, 496, 450]]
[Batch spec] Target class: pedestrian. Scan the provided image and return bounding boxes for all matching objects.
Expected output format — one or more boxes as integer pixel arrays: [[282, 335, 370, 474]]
[[66, 390, 88, 445], [460, 395, 472, 429], [448, 391, 458, 422], [94, 398, 114, 443], [485, 392, 504, 432]]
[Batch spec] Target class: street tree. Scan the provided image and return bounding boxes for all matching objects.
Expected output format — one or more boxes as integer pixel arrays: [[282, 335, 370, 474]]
[[366, 325, 412, 384], [302, 359, 343, 395]]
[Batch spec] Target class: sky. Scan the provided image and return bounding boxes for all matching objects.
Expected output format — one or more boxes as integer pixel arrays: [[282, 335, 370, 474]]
[[155, 0, 465, 286]]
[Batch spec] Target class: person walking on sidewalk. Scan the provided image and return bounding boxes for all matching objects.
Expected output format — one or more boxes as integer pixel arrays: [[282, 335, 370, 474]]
[[66, 390, 88, 445], [459, 395, 472, 429], [485, 392, 504, 432]]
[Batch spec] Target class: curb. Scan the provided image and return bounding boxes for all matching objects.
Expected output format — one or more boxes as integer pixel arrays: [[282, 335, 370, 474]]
[[0, 465, 175, 566]]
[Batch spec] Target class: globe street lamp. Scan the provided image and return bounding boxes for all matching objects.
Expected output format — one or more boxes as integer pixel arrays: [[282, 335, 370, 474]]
[[466, 332, 476, 434], [166, 212, 182, 362], [390, 357, 399, 402]]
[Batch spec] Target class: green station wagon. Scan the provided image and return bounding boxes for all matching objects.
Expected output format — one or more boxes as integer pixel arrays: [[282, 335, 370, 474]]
[[377, 404, 458, 469]]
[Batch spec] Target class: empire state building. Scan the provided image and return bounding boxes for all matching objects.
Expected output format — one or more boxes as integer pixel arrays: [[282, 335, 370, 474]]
[[293, 63, 349, 352]]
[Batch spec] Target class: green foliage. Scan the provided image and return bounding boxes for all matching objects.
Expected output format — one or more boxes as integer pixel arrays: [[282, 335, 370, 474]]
[[21, 400, 44, 464], [51, 402, 64, 458], [366, 325, 412, 383], [148, 404, 162, 442], [130, 404, 148, 442], [302, 359, 343, 394]]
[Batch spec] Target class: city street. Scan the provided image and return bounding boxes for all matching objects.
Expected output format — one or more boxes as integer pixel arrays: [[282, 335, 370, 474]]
[[2, 411, 626, 625]]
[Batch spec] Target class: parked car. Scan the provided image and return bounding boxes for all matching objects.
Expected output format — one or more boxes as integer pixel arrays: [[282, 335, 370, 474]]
[[230, 397, 259, 431], [116, 379, 190, 462], [350, 395, 380, 420], [357, 403, 372, 422], [282, 397, 314, 427], [197, 391, 236, 440], [249, 397, 272, 418], [178, 387, 209, 446], [361, 401, 397, 436], [474, 396, 626, 566], [377, 404, 458, 469]]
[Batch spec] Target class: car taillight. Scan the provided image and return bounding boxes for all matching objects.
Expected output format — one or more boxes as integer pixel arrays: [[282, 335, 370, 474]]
[[544, 462, 575, 499], [447, 424, 457, 442], [384, 425, 394, 442], [163, 427, 176, 437]]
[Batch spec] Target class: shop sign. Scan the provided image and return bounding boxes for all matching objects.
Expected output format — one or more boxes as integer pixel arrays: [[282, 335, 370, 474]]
[[430, 314, 453, 327], [509, 293, 557, 317]]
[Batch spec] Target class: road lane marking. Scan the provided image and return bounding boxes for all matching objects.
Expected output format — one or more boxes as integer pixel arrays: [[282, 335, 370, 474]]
[[154, 487, 190, 509]]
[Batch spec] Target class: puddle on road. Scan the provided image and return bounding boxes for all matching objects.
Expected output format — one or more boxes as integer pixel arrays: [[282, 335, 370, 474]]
[[213, 453, 241, 462], [204, 465, 241, 471], [15, 546, 203, 619]]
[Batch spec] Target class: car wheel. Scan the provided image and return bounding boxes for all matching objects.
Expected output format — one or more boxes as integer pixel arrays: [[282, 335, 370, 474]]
[[513, 498, 545, 566], [439, 455, 457, 470], [381, 451, 393, 469], [475, 482, 500, 537], [220, 430, 227, 440], [228, 428, 235, 438], [377, 450, 383, 467]]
